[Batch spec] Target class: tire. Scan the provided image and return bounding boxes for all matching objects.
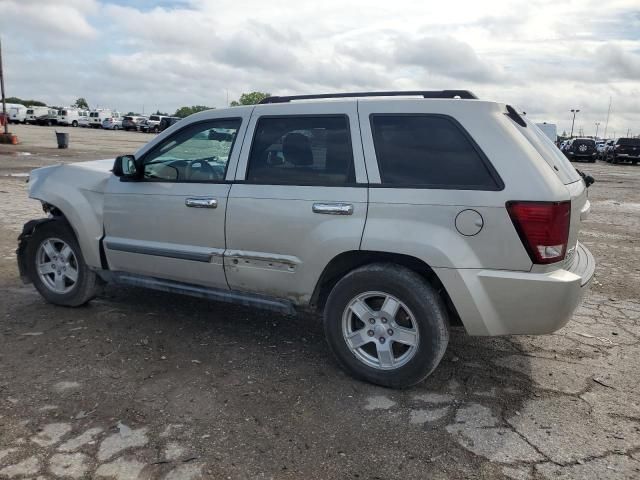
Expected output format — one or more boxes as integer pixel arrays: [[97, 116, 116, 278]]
[[323, 263, 449, 388], [153, 126, 159, 134], [25, 220, 98, 307], [612, 155, 619, 164], [72, 120, 78, 127]]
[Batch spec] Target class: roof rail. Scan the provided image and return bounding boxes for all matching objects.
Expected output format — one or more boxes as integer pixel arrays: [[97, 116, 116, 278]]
[[258, 90, 478, 104]]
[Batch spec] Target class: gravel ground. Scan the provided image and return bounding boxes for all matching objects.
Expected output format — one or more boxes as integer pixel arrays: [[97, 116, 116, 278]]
[[0, 124, 639, 479]]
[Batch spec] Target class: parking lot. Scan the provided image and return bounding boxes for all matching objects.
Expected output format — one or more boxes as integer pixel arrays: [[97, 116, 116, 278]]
[[0, 124, 639, 479]]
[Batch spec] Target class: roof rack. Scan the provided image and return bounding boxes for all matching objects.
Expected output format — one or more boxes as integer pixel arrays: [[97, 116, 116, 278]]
[[258, 90, 478, 104]]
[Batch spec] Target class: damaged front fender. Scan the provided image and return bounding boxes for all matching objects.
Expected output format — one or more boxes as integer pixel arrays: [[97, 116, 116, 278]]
[[16, 218, 54, 284]]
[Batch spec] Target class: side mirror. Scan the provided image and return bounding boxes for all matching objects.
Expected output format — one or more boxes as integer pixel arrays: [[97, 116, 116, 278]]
[[113, 155, 139, 179]]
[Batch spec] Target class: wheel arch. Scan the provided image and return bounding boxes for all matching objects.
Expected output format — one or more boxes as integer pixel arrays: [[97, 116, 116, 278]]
[[310, 250, 461, 326]]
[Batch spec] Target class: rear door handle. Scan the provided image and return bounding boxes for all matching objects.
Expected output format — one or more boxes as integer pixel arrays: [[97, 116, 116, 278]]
[[312, 203, 354, 215], [185, 197, 218, 209]]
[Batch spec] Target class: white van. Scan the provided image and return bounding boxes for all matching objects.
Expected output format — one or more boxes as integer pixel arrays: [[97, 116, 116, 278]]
[[78, 110, 90, 127], [57, 108, 87, 127], [8, 104, 27, 124], [26, 106, 50, 124], [89, 109, 120, 128]]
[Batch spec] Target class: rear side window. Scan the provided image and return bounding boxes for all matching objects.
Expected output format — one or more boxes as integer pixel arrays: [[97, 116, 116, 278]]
[[247, 116, 355, 186], [370, 115, 500, 189], [618, 138, 640, 146]]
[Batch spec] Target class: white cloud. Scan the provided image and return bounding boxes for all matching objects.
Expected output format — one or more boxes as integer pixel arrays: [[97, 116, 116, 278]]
[[1, 0, 639, 135], [0, 0, 99, 46]]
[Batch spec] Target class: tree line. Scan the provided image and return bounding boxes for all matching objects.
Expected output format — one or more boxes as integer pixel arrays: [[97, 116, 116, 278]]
[[5, 91, 271, 117]]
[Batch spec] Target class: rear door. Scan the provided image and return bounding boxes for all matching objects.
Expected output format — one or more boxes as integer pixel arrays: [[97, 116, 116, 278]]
[[225, 102, 368, 304], [103, 113, 249, 288]]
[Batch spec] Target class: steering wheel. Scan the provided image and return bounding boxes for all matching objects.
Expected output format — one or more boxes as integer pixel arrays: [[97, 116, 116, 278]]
[[185, 159, 216, 181]]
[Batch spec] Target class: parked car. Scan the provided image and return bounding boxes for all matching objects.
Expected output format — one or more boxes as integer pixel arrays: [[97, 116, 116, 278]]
[[89, 109, 119, 128], [563, 138, 597, 162], [159, 116, 182, 132], [36, 109, 59, 126], [16, 91, 595, 388], [597, 140, 611, 159], [604, 138, 640, 164], [102, 117, 123, 130], [140, 114, 167, 133], [26, 106, 50, 125], [122, 116, 147, 131], [57, 108, 87, 127]]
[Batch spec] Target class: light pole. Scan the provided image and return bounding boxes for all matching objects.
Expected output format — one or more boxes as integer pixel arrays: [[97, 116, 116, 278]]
[[570, 109, 580, 138], [595, 122, 600, 138]]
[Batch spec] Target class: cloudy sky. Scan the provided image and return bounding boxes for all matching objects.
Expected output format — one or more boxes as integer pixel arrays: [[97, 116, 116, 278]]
[[1, 0, 639, 137]]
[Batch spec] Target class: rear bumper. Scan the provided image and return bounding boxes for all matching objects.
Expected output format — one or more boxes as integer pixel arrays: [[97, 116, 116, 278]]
[[436, 242, 595, 336]]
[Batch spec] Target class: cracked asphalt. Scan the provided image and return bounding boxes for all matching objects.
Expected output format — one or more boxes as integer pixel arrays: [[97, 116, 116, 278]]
[[1, 125, 639, 479]]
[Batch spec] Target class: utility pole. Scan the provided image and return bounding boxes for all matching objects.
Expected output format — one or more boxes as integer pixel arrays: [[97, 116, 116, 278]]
[[0, 37, 8, 135], [627, 128, 631, 137], [570, 109, 580, 138], [603, 96, 612, 138], [595, 122, 600, 138]]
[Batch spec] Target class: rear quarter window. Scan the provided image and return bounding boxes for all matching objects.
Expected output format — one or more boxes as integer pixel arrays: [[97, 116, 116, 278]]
[[370, 114, 502, 190]]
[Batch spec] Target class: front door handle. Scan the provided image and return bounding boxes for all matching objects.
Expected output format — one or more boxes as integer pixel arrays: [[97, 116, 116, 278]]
[[312, 203, 354, 215], [185, 197, 218, 209]]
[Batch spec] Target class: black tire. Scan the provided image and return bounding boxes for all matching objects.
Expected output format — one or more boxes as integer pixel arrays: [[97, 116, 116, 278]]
[[323, 263, 449, 388], [25, 220, 98, 307], [72, 120, 78, 127], [612, 155, 619, 164]]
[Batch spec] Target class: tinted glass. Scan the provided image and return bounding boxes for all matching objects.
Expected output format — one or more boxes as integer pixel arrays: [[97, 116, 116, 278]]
[[618, 138, 640, 146], [370, 115, 499, 189], [247, 116, 354, 186], [143, 119, 241, 182]]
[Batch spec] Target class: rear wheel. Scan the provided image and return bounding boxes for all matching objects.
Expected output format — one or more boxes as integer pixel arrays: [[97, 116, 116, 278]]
[[72, 120, 78, 127], [25, 221, 98, 307], [323, 263, 449, 388]]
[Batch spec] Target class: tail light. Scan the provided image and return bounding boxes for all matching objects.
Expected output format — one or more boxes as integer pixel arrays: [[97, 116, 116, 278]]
[[506, 201, 571, 264]]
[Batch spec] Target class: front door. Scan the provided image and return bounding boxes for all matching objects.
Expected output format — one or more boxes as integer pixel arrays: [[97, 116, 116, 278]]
[[225, 103, 368, 304], [103, 116, 247, 288]]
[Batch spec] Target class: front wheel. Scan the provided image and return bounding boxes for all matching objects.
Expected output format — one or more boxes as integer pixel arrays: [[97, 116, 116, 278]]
[[72, 120, 78, 127], [25, 220, 98, 307], [323, 263, 449, 388]]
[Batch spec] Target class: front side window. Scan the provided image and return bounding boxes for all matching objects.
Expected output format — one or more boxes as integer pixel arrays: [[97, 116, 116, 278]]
[[143, 119, 241, 182], [370, 115, 500, 189], [246, 116, 355, 186]]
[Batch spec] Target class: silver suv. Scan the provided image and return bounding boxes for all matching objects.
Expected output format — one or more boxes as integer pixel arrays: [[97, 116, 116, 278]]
[[17, 91, 595, 388]]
